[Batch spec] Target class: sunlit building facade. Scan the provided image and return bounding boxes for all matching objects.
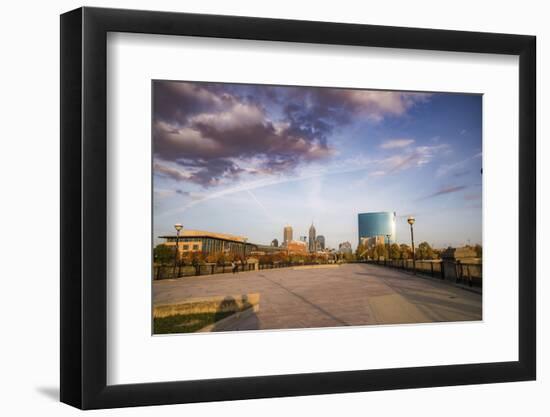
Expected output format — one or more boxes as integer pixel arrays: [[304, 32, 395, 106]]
[[286, 240, 308, 254], [362, 235, 386, 249], [283, 225, 293, 244], [160, 230, 253, 257]]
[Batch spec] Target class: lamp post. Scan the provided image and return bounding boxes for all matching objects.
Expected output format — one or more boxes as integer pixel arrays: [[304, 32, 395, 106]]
[[242, 237, 248, 271], [407, 216, 416, 274], [385, 234, 391, 266], [173, 223, 183, 277]]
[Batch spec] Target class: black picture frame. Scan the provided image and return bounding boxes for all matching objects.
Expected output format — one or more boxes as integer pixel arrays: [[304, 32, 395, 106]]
[[60, 6, 536, 410]]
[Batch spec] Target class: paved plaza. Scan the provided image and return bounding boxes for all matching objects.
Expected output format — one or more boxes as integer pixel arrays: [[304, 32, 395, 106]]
[[153, 263, 482, 331]]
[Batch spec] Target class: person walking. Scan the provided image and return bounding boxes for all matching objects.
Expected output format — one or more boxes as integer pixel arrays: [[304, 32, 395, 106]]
[[231, 260, 238, 274]]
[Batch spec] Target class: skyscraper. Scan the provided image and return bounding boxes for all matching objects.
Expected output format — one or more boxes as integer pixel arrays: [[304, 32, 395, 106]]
[[308, 223, 316, 252], [271, 238, 279, 247], [283, 225, 293, 244], [316, 235, 325, 250]]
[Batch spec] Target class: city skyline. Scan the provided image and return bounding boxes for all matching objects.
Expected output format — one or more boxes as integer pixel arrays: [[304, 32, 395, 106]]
[[153, 81, 482, 249]]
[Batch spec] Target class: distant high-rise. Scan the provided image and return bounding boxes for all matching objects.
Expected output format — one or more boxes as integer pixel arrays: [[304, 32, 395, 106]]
[[308, 223, 317, 252], [300, 236, 307, 243], [358, 212, 396, 245], [283, 225, 293, 243], [316, 235, 326, 250], [271, 238, 279, 247], [339, 241, 353, 255]]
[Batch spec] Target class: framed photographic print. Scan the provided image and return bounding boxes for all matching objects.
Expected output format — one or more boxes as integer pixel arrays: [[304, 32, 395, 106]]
[[60, 6, 536, 409]]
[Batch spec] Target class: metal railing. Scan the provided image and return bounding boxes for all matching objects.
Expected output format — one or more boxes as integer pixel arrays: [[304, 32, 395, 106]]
[[258, 261, 320, 270], [153, 260, 326, 279], [368, 258, 482, 288], [154, 263, 255, 280], [455, 262, 482, 287]]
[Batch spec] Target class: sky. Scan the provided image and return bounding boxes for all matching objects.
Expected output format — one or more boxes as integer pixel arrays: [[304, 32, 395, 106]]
[[152, 80, 482, 249]]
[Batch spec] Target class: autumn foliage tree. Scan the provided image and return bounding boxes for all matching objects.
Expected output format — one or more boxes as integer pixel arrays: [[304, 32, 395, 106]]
[[416, 242, 435, 260], [389, 243, 401, 260], [154, 244, 175, 265], [399, 244, 412, 259]]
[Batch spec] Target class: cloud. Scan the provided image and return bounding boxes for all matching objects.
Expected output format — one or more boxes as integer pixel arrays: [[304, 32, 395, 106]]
[[436, 152, 482, 177], [380, 138, 415, 149], [154, 159, 246, 188], [452, 170, 470, 178], [343, 143, 449, 184], [420, 185, 467, 200], [154, 188, 176, 199], [304, 89, 430, 123], [153, 163, 193, 181], [153, 81, 429, 187], [154, 87, 336, 185], [383, 144, 449, 174], [158, 158, 377, 216], [463, 192, 481, 201]]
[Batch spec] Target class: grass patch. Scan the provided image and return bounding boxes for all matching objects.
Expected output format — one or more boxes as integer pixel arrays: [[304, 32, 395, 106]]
[[154, 311, 235, 334]]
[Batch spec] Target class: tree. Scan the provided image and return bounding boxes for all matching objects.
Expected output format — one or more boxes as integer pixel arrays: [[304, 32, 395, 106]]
[[343, 251, 355, 262], [205, 253, 217, 263], [154, 244, 175, 265], [474, 244, 482, 258], [355, 242, 367, 260], [416, 241, 434, 260], [216, 252, 227, 265], [389, 243, 401, 260], [374, 243, 387, 260], [399, 244, 411, 259]]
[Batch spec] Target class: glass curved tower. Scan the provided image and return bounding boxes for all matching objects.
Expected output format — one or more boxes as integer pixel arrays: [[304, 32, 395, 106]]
[[358, 212, 396, 244]]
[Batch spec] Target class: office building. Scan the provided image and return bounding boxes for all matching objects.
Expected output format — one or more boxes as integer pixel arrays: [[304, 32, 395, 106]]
[[286, 240, 308, 254], [283, 225, 293, 244], [316, 235, 326, 250], [308, 223, 317, 252], [160, 229, 253, 257], [358, 212, 396, 245]]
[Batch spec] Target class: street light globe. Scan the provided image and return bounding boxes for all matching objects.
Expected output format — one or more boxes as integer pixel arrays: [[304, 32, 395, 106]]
[[407, 216, 415, 225], [174, 223, 183, 232]]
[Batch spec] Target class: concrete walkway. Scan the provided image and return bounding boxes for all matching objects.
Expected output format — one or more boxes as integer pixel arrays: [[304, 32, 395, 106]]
[[153, 263, 482, 332]]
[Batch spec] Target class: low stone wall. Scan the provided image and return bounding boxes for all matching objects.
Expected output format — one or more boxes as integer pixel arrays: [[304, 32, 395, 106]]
[[153, 293, 260, 318]]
